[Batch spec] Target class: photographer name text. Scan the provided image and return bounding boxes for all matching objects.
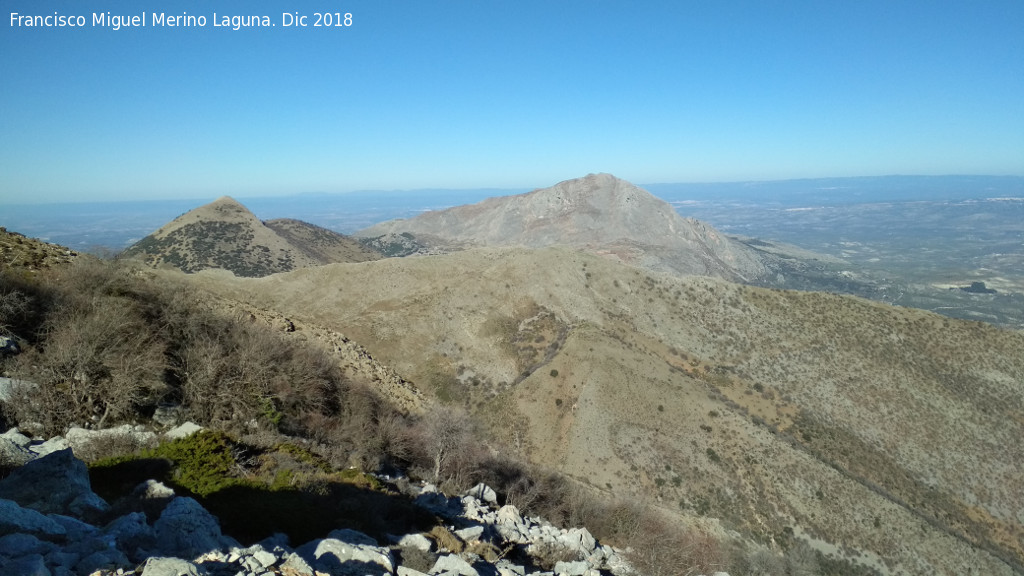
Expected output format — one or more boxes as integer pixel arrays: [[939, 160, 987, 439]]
[[10, 11, 352, 30]]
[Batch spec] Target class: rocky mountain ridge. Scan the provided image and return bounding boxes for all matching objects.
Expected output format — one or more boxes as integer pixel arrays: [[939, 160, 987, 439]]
[[357, 174, 768, 282], [123, 197, 381, 277]]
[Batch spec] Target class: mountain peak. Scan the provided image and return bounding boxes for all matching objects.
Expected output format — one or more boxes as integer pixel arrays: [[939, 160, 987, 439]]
[[358, 174, 768, 281], [123, 198, 380, 277]]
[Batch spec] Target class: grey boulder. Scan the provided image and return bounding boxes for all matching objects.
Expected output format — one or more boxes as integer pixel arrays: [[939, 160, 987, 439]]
[[0, 448, 109, 519], [153, 497, 238, 559]]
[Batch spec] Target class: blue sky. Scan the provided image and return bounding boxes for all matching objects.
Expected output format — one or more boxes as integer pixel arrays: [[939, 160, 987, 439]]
[[1, 0, 1022, 203]]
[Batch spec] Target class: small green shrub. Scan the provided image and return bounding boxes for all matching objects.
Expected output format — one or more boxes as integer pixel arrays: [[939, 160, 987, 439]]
[[150, 430, 238, 496]]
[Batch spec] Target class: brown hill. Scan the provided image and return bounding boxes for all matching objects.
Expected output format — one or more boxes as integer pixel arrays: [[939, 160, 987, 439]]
[[123, 197, 380, 277], [0, 227, 77, 272], [187, 246, 1024, 575], [357, 173, 769, 282]]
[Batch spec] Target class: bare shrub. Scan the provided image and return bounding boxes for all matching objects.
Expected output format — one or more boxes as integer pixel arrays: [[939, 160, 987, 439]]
[[785, 542, 820, 576], [398, 545, 437, 573], [0, 288, 32, 338], [410, 405, 483, 488], [740, 547, 786, 576], [429, 525, 465, 553], [502, 467, 574, 526], [9, 294, 167, 434], [173, 308, 344, 435], [627, 516, 728, 576], [72, 429, 157, 463], [579, 497, 648, 544], [529, 541, 580, 570]]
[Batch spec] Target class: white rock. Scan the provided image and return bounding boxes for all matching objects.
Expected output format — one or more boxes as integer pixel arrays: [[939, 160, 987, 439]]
[[164, 421, 203, 440], [295, 538, 394, 575], [252, 548, 278, 568], [454, 526, 484, 542], [153, 497, 237, 559], [140, 557, 207, 576], [398, 533, 433, 552], [326, 528, 378, 546], [430, 553, 479, 576], [280, 552, 314, 575], [553, 560, 588, 576], [29, 436, 69, 457], [1, 427, 32, 447], [463, 483, 498, 505], [132, 479, 176, 500], [0, 435, 34, 467]]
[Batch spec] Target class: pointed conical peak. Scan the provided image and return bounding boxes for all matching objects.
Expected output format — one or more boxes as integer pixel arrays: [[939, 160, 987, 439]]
[[146, 196, 259, 240], [204, 196, 257, 217]]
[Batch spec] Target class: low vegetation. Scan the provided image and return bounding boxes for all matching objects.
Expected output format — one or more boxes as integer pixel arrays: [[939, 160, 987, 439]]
[[0, 256, 844, 575]]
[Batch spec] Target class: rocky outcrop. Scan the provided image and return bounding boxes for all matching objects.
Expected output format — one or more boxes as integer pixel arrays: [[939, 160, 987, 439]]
[[0, 448, 108, 520], [0, 428, 729, 576]]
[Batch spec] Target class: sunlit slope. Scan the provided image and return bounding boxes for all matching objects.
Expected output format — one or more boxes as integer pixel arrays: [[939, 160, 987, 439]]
[[358, 173, 768, 282], [189, 246, 1024, 575], [123, 197, 380, 277]]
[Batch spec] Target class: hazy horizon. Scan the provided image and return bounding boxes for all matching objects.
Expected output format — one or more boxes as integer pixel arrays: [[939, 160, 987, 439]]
[[2, 1, 1022, 204]]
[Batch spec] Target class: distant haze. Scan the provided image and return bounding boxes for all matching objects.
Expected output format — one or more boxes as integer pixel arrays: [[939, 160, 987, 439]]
[[2, 175, 1022, 253]]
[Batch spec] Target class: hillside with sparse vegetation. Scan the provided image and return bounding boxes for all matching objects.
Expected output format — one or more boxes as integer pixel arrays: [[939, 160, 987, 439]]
[[188, 245, 1024, 575], [122, 196, 381, 277]]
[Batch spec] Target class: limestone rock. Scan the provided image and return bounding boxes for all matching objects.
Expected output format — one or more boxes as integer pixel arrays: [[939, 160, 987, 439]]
[[430, 553, 478, 576], [104, 511, 156, 561], [295, 538, 394, 576], [326, 528, 378, 546], [454, 526, 484, 543], [1, 427, 32, 448], [0, 433, 34, 467], [397, 533, 433, 552], [65, 425, 156, 458], [557, 528, 596, 556], [4, 553, 50, 576], [463, 483, 497, 505], [280, 551, 315, 575], [29, 436, 70, 458], [140, 556, 208, 576], [164, 422, 203, 441], [553, 560, 589, 576], [0, 532, 55, 558], [0, 499, 66, 540], [153, 497, 237, 559], [0, 448, 108, 519], [75, 548, 130, 574]]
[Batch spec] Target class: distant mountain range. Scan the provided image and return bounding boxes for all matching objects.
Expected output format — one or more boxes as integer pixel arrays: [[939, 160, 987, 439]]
[[5, 174, 1024, 574]]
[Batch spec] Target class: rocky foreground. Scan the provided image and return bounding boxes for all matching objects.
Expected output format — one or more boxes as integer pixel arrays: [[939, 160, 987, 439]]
[[0, 426, 731, 576]]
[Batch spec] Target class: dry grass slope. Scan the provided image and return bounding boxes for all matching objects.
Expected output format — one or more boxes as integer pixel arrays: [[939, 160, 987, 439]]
[[186, 245, 1024, 575]]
